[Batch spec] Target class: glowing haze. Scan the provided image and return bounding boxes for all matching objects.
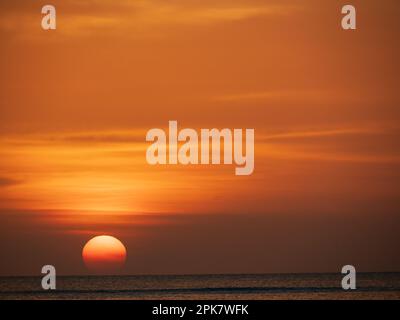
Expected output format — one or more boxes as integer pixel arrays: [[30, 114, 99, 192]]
[[0, 0, 400, 275]]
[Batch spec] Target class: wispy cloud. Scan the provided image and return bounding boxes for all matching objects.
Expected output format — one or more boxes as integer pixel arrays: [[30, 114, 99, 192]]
[[257, 125, 400, 164], [259, 127, 383, 141], [0, 0, 298, 37], [214, 89, 364, 104], [0, 177, 22, 187]]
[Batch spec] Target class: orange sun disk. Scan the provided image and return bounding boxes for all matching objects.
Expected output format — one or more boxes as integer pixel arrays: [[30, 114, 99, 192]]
[[82, 235, 127, 274]]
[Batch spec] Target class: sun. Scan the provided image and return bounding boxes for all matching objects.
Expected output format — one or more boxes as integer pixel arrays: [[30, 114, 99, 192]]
[[82, 235, 127, 274]]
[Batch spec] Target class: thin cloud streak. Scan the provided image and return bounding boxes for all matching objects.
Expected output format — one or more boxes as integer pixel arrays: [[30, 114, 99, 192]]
[[0, 0, 299, 37]]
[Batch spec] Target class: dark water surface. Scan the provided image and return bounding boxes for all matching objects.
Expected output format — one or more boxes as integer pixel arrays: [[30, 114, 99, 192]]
[[1, 273, 399, 300]]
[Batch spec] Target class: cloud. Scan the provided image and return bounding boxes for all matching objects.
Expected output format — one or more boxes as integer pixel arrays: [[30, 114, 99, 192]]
[[0, 0, 298, 37], [50, 130, 146, 145], [0, 177, 22, 187], [0, 130, 147, 146], [259, 127, 382, 141], [213, 90, 364, 104], [257, 125, 400, 164]]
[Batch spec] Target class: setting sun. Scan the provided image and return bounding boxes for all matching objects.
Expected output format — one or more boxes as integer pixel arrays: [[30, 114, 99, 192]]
[[82, 235, 127, 274]]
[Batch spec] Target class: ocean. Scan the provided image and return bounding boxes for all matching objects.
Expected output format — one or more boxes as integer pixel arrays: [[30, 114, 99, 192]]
[[1, 273, 399, 300]]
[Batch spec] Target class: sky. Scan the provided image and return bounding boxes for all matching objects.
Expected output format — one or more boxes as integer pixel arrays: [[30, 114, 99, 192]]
[[0, 0, 400, 275]]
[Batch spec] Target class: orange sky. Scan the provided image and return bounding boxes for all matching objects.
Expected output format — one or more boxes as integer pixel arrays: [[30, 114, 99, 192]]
[[0, 0, 400, 275]]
